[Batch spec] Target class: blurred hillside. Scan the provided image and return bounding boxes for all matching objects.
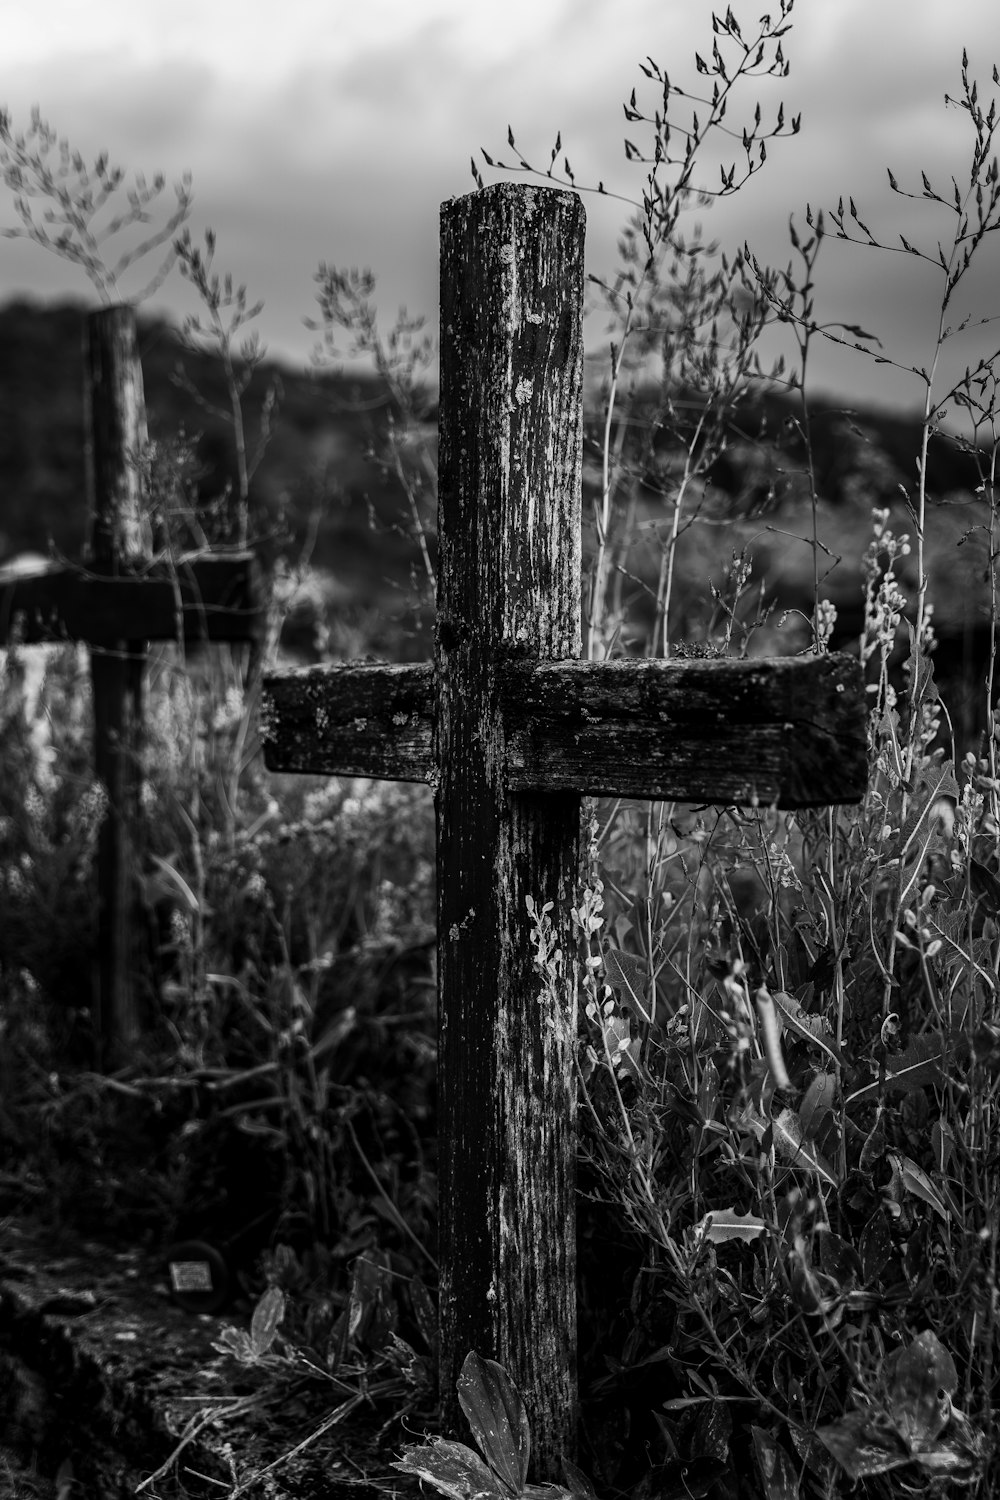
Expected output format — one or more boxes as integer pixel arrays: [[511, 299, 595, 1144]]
[[0, 296, 438, 659], [0, 298, 993, 726]]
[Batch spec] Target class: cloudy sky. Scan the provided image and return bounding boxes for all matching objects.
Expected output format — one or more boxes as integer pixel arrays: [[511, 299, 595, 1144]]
[[3, 0, 999, 416]]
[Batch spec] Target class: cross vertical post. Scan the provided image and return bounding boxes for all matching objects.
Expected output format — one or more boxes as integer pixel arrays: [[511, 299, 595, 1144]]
[[85, 305, 151, 1062], [435, 186, 585, 1470], [0, 305, 264, 1065]]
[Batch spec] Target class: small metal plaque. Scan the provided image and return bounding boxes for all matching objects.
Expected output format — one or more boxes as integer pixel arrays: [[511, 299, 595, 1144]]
[[170, 1259, 214, 1293]]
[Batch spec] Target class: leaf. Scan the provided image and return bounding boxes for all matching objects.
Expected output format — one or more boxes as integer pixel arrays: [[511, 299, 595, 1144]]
[[798, 1072, 836, 1139], [816, 1410, 910, 1479], [735, 1102, 838, 1186], [786, 1425, 836, 1486], [693, 1208, 767, 1244], [755, 986, 791, 1089], [846, 1034, 952, 1105], [212, 1324, 255, 1362], [662, 1083, 703, 1129], [386, 1332, 430, 1388], [971, 1021, 1000, 1076], [148, 852, 200, 912], [789, 1253, 839, 1317], [54, 1458, 75, 1500], [859, 1211, 896, 1282], [911, 1406, 987, 1480], [695, 1398, 732, 1462], [970, 856, 1000, 916], [561, 1459, 599, 1500], [931, 1117, 955, 1174], [883, 1331, 956, 1446], [817, 1335, 981, 1484], [250, 1284, 284, 1356], [604, 946, 652, 1023], [598, 1011, 643, 1080], [841, 323, 880, 342], [698, 1059, 720, 1121], [457, 1352, 530, 1497], [346, 1251, 392, 1345], [772, 1107, 838, 1187], [888, 1154, 953, 1220], [896, 775, 960, 912], [394, 1438, 506, 1500], [816, 1228, 862, 1288], [770, 991, 842, 1066], [751, 1426, 800, 1500], [410, 1275, 438, 1355]]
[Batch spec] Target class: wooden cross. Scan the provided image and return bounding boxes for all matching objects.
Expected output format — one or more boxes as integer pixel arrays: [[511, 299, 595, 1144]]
[[260, 185, 867, 1479], [0, 306, 263, 1063]]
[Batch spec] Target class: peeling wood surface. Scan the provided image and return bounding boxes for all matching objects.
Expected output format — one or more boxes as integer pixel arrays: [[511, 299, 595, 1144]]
[[262, 664, 434, 780], [85, 306, 150, 572], [434, 184, 584, 1478], [501, 654, 867, 806], [265, 654, 867, 808]]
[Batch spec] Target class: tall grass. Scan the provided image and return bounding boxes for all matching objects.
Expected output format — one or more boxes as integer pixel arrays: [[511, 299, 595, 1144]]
[[507, 12, 1000, 1498]]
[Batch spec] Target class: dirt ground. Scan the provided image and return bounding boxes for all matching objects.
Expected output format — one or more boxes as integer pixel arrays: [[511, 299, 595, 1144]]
[[0, 1211, 425, 1499]]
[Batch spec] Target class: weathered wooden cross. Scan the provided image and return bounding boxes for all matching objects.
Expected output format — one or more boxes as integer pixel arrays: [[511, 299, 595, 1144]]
[[0, 306, 263, 1063], [260, 185, 867, 1478]]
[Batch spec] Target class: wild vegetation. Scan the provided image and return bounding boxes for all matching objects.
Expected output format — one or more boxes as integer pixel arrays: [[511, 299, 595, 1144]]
[[3, 3, 1000, 1496]]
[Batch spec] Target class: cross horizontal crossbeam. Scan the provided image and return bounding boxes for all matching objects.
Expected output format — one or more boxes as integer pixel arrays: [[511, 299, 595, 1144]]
[[0, 553, 263, 648], [264, 652, 865, 807]]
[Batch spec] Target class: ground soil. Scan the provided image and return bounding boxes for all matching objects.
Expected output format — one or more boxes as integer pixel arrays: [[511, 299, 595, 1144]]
[[0, 1205, 429, 1499]]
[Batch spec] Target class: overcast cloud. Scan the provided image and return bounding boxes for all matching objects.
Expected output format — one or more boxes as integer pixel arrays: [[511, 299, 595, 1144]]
[[3, 0, 999, 415]]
